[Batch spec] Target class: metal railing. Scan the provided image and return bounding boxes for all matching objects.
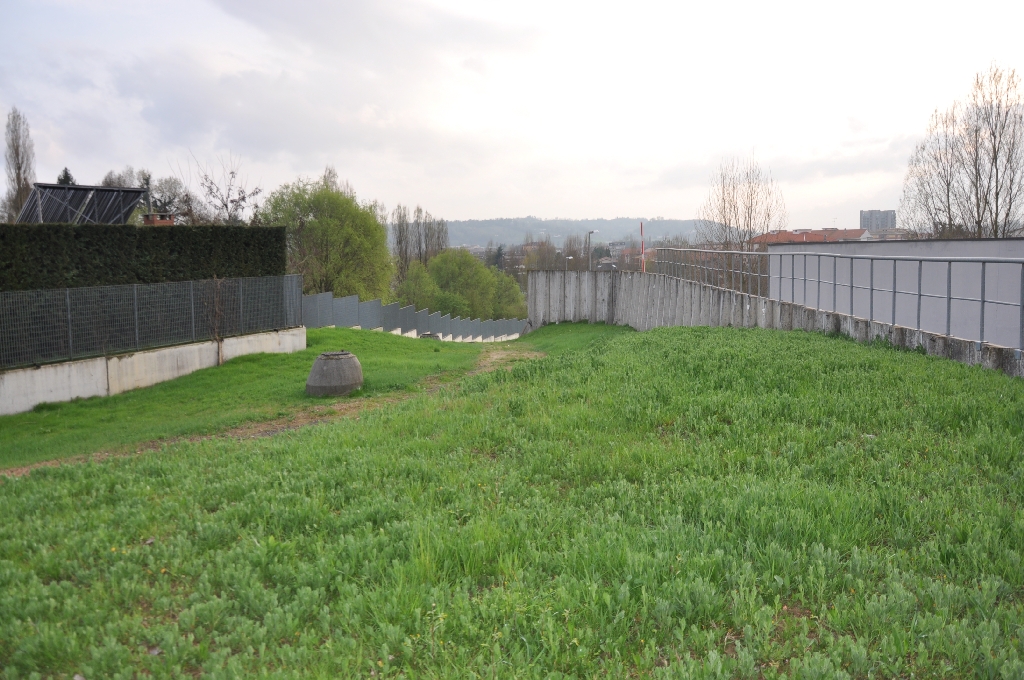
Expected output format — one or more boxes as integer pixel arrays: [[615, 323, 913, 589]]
[[654, 248, 770, 297], [1, 275, 303, 370], [654, 248, 1024, 350]]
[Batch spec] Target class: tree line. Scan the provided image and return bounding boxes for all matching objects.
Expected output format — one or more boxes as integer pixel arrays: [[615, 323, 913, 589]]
[[898, 64, 1024, 238], [5, 63, 1021, 303], [1, 121, 524, 317]]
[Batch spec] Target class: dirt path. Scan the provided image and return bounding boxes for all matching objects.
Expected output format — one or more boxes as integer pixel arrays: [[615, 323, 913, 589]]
[[1, 343, 544, 479]]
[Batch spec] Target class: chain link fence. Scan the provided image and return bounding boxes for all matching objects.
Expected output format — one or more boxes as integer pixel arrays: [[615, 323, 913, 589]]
[[1, 275, 302, 370]]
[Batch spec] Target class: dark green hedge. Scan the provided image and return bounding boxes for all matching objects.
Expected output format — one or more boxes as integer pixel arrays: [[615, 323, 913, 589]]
[[0, 225, 286, 291]]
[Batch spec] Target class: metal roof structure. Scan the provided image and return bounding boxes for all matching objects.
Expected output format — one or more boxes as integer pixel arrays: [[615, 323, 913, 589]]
[[16, 183, 146, 225]]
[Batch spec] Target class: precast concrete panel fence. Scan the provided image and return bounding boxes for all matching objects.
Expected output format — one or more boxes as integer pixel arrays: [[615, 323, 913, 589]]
[[300, 291, 527, 342], [527, 248, 1024, 378]]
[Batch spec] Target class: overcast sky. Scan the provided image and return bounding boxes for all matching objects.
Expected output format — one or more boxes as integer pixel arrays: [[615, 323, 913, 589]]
[[3, 0, 1024, 230]]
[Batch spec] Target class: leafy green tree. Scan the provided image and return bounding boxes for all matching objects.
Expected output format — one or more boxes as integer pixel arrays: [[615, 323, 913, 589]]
[[432, 290, 471, 319], [397, 247, 526, 319], [259, 171, 391, 298], [395, 261, 439, 312], [492, 269, 527, 318], [428, 249, 495, 319]]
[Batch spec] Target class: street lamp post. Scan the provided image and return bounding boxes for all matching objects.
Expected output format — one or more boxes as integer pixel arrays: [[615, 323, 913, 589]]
[[565, 255, 573, 271], [587, 230, 599, 271]]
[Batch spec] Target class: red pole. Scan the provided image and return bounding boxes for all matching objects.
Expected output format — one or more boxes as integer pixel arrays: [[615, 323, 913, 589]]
[[640, 222, 645, 273]]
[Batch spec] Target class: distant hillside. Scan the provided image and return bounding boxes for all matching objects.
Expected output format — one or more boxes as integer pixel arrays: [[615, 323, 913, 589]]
[[447, 217, 700, 247]]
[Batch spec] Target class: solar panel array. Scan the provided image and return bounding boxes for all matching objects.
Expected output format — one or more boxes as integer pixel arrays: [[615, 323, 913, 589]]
[[16, 183, 146, 225]]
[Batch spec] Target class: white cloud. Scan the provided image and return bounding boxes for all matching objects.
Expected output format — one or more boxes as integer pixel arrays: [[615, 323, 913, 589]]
[[2, 0, 1024, 231]]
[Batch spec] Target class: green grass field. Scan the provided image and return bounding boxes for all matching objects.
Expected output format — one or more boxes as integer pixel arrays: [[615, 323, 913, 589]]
[[2, 323, 1024, 678], [0, 328, 482, 469]]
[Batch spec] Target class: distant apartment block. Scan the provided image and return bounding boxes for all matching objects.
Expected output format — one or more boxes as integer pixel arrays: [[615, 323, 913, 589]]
[[860, 210, 896, 231]]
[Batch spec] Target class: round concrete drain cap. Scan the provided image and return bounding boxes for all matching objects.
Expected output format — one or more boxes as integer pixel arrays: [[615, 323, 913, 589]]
[[306, 351, 363, 397]]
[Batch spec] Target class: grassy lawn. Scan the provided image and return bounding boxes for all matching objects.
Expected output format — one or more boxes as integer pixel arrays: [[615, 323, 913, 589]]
[[515, 320, 633, 356], [2, 323, 1024, 677], [0, 328, 482, 469]]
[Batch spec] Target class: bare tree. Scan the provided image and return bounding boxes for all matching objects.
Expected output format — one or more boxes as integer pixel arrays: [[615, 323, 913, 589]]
[[901, 106, 964, 237], [391, 203, 448, 283], [3, 107, 36, 222], [321, 165, 356, 199], [100, 166, 141, 189], [196, 157, 262, 225], [100, 167, 190, 219], [174, 187, 215, 225], [617, 235, 641, 271], [522, 232, 561, 270], [423, 211, 448, 261], [695, 155, 787, 250], [171, 154, 262, 225], [412, 206, 425, 264], [392, 205, 412, 282], [656, 233, 691, 248], [899, 65, 1024, 238], [561, 233, 585, 270]]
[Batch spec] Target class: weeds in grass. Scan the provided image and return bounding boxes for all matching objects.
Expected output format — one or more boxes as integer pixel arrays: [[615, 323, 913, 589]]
[[1, 323, 1023, 677], [0, 328, 481, 469]]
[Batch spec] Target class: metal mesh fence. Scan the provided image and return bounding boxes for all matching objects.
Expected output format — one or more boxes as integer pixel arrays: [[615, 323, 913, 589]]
[[1, 275, 302, 370]]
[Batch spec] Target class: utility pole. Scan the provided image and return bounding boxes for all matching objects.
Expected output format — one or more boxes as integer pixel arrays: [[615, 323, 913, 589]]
[[587, 230, 598, 271], [640, 222, 645, 273]]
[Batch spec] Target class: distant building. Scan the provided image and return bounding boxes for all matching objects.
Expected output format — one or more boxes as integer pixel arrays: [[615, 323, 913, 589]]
[[860, 210, 896, 231], [749, 225, 911, 247], [860, 210, 906, 240], [608, 241, 627, 257], [142, 212, 174, 226], [750, 229, 870, 247], [459, 244, 487, 259]]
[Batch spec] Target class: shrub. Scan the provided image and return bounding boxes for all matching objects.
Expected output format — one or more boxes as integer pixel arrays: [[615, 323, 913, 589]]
[[0, 224, 285, 291]]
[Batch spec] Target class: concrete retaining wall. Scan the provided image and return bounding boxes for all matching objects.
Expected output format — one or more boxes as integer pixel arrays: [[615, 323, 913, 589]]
[[107, 341, 220, 396], [1, 327, 308, 416], [527, 270, 1024, 379]]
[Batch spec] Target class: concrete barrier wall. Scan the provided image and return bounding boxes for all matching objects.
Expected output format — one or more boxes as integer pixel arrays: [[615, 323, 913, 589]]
[[1, 327, 308, 416], [222, 327, 307, 362], [527, 270, 1024, 379], [0, 357, 109, 417], [305, 291, 526, 339], [107, 341, 220, 395]]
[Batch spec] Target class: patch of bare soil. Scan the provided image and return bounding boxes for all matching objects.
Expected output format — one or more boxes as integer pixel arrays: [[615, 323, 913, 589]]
[[2, 343, 545, 479], [468, 345, 545, 375]]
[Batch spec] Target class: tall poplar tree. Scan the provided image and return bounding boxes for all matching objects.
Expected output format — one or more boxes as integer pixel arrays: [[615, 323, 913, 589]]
[[3, 107, 36, 222]]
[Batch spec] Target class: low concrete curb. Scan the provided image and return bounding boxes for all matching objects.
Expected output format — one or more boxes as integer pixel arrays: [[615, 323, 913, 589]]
[[0, 327, 308, 416]]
